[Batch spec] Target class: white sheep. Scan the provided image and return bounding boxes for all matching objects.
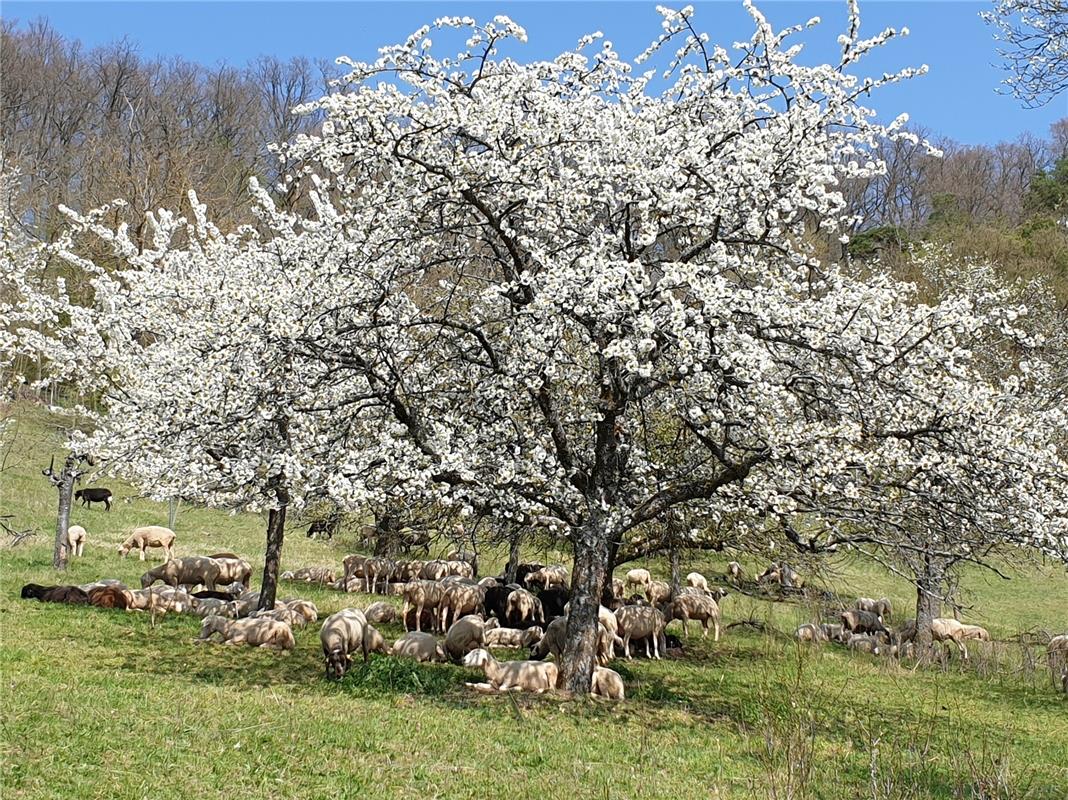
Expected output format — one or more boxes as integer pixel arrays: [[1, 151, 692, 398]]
[[484, 626, 544, 649], [505, 588, 543, 628], [685, 571, 710, 594], [625, 568, 651, 591], [645, 580, 672, 606], [320, 608, 385, 678], [462, 648, 558, 693], [667, 593, 722, 640], [855, 597, 894, 622], [363, 601, 398, 624], [118, 526, 175, 561], [590, 666, 625, 700], [65, 525, 87, 558], [445, 614, 492, 662], [402, 580, 444, 632], [196, 615, 294, 651], [726, 561, 744, 585], [615, 605, 667, 659], [391, 631, 448, 663]]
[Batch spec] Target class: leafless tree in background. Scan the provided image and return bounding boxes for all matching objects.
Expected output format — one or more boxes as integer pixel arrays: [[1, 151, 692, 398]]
[[983, 0, 1068, 108]]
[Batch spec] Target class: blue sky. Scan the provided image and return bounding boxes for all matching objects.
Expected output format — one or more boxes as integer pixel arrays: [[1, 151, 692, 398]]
[[5, 1, 1067, 145]]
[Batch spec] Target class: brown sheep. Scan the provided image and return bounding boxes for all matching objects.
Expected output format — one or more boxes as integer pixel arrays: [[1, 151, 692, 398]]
[[841, 609, 889, 636], [87, 585, 130, 609]]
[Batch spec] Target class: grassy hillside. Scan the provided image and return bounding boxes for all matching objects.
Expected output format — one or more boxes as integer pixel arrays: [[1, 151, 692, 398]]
[[1, 402, 1066, 799]]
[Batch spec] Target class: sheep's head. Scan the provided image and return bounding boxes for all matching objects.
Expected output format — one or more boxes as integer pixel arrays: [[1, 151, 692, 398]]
[[325, 649, 352, 680], [366, 626, 388, 655], [118, 544, 130, 557], [523, 627, 543, 646], [139, 573, 154, 589], [483, 617, 500, 631], [462, 648, 491, 668]]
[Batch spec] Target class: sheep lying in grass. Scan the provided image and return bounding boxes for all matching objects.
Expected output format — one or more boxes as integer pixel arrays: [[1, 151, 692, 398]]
[[141, 557, 221, 592], [118, 526, 175, 561], [279, 599, 318, 625], [20, 584, 90, 605], [280, 566, 337, 584], [848, 634, 883, 655], [463, 648, 558, 694], [320, 608, 386, 678], [196, 615, 295, 651], [590, 666, 625, 700], [484, 626, 543, 649], [87, 585, 129, 609], [363, 601, 397, 624], [821, 623, 849, 644], [65, 525, 87, 558], [192, 597, 239, 618], [855, 597, 893, 622], [445, 614, 497, 662], [391, 631, 448, 663]]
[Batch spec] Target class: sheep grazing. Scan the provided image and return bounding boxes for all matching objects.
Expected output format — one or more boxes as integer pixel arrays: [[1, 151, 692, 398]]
[[140, 556, 221, 591], [615, 605, 667, 659], [590, 666, 625, 700], [841, 609, 889, 637], [855, 597, 894, 622], [64, 525, 87, 558], [667, 593, 722, 640], [363, 601, 398, 625], [402, 580, 445, 633], [445, 614, 494, 662], [74, 487, 112, 510], [320, 608, 386, 678], [795, 623, 827, 644], [196, 615, 295, 652], [625, 568, 651, 591], [958, 623, 990, 642], [506, 588, 544, 629], [20, 584, 90, 605], [645, 580, 672, 606], [87, 585, 129, 609], [462, 648, 558, 694], [484, 626, 543, 649], [685, 572, 710, 594], [118, 526, 176, 561], [391, 631, 448, 663]]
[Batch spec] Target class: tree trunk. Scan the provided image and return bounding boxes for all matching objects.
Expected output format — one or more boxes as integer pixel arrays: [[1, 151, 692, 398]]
[[373, 511, 394, 557], [505, 529, 521, 584], [258, 502, 287, 611], [52, 455, 76, 570], [559, 517, 609, 694], [602, 537, 621, 606], [168, 498, 179, 531], [914, 552, 943, 659]]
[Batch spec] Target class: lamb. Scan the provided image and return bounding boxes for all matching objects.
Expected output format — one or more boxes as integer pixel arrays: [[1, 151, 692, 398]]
[[484, 626, 543, 649], [840, 609, 889, 636], [391, 631, 448, 663], [847, 634, 883, 655], [118, 526, 176, 561], [726, 561, 744, 585], [439, 584, 485, 631], [795, 623, 827, 643], [590, 666, 625, 700], [402, 580, 444, 632], [614, 605, 667, 659], [820, 623, 849, 644], [209, 554, 253, 588], [445, 614, 493, 662], [196, 615, 295, 651], [667, 593, 722, 640], [462, 648, 558, 693], [87, 585, 129, 609], [855, 597, 894, 622], [320, 608, 386, 678], [523, 564, 569, 591], [685, 572, 710, 594], [625, 568, 651, 591], [363, 601, 398, 624], [506, 588, 544, 628], [140, 556, 221, 591], [65, 525, 87, 558], [74, 487, 112, 510]]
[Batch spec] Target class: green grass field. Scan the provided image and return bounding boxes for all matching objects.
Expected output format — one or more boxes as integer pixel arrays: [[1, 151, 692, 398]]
[[2, 403, 1066, 799]]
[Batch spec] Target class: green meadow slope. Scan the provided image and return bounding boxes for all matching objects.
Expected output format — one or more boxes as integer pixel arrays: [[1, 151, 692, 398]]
[[1, 403, 1066, 799]]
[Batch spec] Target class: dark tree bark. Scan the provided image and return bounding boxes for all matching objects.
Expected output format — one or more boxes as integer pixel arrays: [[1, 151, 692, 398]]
[[373, 511, 395, 557], [505, 528, 521, 584], [560, 516, 610, 694], [258, 497, 288, 611], [52, 455, 76, 570], [914, 551, 943, 659]]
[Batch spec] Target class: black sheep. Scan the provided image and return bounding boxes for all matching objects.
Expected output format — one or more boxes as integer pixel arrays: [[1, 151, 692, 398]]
[[74, 487, 112, 511]]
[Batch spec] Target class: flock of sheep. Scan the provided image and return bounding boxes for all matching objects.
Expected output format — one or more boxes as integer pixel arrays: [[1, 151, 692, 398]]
[[19, 521, 1068, 696]]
